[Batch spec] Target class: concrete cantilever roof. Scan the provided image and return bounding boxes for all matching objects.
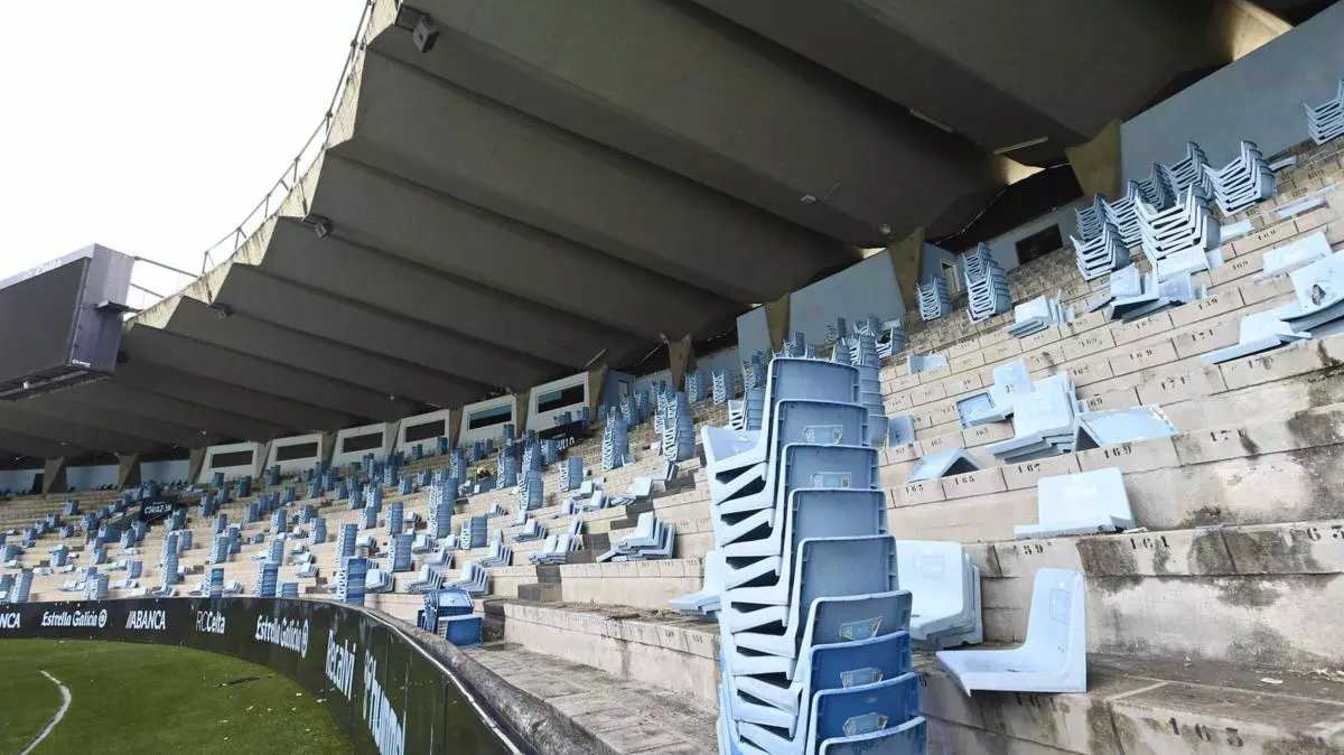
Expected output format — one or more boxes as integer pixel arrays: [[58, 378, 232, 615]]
[[2, 0, 1277, 461]]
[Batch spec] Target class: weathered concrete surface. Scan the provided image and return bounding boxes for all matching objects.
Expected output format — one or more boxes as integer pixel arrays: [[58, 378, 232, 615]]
[[922, 653, 1344, 754], [461, 642, 716, 754], [499, 600, 718, 705]]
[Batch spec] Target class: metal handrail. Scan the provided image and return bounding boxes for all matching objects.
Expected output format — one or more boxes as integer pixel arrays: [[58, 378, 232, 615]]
[[138, 0, 379, 311]]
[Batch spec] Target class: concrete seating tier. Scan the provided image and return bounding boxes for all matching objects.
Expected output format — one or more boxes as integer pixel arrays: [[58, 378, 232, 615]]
[[478, 596, 1344, 754]]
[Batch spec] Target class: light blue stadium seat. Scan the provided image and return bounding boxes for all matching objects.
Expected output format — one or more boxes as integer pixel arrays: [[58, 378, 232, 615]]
[[936, 568, 1086, 694], [896, 540, 982, 649], [722, 487, 886, 611], [818, 715, 927, 754], [727, 537, 900, 672]]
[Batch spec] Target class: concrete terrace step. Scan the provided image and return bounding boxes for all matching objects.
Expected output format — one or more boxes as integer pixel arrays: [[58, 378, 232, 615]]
[[921, 652, 1344, 754], [482, 594, 1344, 755], [463, 641, 716, 754]]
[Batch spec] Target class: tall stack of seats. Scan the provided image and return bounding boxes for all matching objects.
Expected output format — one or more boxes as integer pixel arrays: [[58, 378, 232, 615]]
[[703, 357, 923, 752]]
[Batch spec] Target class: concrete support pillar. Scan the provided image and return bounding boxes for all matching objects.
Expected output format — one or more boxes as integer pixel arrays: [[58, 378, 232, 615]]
[[586, 365, 608, 417], [514, 394, 529, 440], [117, 453, 142, 490], [321, 432, 339, 466], [42, 457, 68, 495], [886, 226, 925, 308], [764, 294, 791, 354], [448, 407, 463, 450], [1066, 120, 1123, 199], [187, 447, 208, 486], [666, 334, 694, 391], [253, 442, 271, 480]]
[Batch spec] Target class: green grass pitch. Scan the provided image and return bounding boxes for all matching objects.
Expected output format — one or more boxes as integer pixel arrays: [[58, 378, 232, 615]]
[[0, 639, 352, 754]]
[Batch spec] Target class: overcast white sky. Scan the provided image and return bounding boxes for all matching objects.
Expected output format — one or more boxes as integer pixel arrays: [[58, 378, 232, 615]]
[[0, 1, 367, 308]]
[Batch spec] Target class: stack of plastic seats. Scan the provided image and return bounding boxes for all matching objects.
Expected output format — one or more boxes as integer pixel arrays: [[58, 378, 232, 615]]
[[391, 532, 414, 572], [514, 518, 545, 542], [478, 531, 512, 568], [1155, 142, 1212, 199], [1204, 141, 1275, 215], [309, 516, 326, 545], [596, 512, 675, 562], [361, 502, 380, 530], [1008, 296, 1067, 338], [208, 567, 224, 598], [686, 371, 705, 404], [916, 275, 951, 321], [896, 540, 983, 649], [602, 408, 629, 471], [963, 244, 1011, 322], [365, 484, 382, 514], [398, 476, 413, 496], [712, 369, 739, 405], [449, 560, 488, 596], [271, 507, 288, 535], [280, 582, 299, 598], [954, 361, 1032, 428], [10, 571, 33, 603], [1107, 268, 1200, 322], [877, 319, 907, 360], [428, 482, 454, 538], [1074, 195, 1107, 241], [528, 530, 579, 565], [517, 468, 543, 511], [252, 561, 276, 596], [1105, 181, 1160, 247], [1072, 221, 1130, 280], [83, 572, 109, 600], [461, 515, 488, 550], [662, 391, 696, 462], [1305, 80, 1344, 145], [495, 448, 518, 490], [161, 535, 180, 589], [209, 534, 231, 565], [986, 374, 1079, 462], [336, 523, 358, 563], [385, 501, 404, 537], [266, 535, 286, 566], [336, 557, 367, 606], [849, 320, 888, 447], [700, 356, 923, 753], [1136, 186, 1219, 280], [559, 456, 583, 493], [51, 545, 69, 568], [654, 391, 668, 437]]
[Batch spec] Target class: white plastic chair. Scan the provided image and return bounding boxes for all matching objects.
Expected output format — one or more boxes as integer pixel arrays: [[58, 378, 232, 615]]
[[936, 568, 1086, 694], [1016, 467, 1134, 539]]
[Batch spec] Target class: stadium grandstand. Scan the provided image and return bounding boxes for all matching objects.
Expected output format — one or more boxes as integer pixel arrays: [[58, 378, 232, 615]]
[[5, 0, 1344, 752]]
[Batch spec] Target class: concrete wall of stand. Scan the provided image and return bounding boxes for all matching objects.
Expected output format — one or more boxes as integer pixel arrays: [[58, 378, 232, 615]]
[[957, 199, 1087, 272], [139, 459, 191, 485], [735, 248, 908, 363], [1122, 3, 1344, 181], [0, 469, 40, 494], [65, 464, 118, 490], [628, 346, 741, 402]]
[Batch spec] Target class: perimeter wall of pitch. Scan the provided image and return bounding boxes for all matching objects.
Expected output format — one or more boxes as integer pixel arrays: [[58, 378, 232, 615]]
[[0, 597, 516, 755]]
